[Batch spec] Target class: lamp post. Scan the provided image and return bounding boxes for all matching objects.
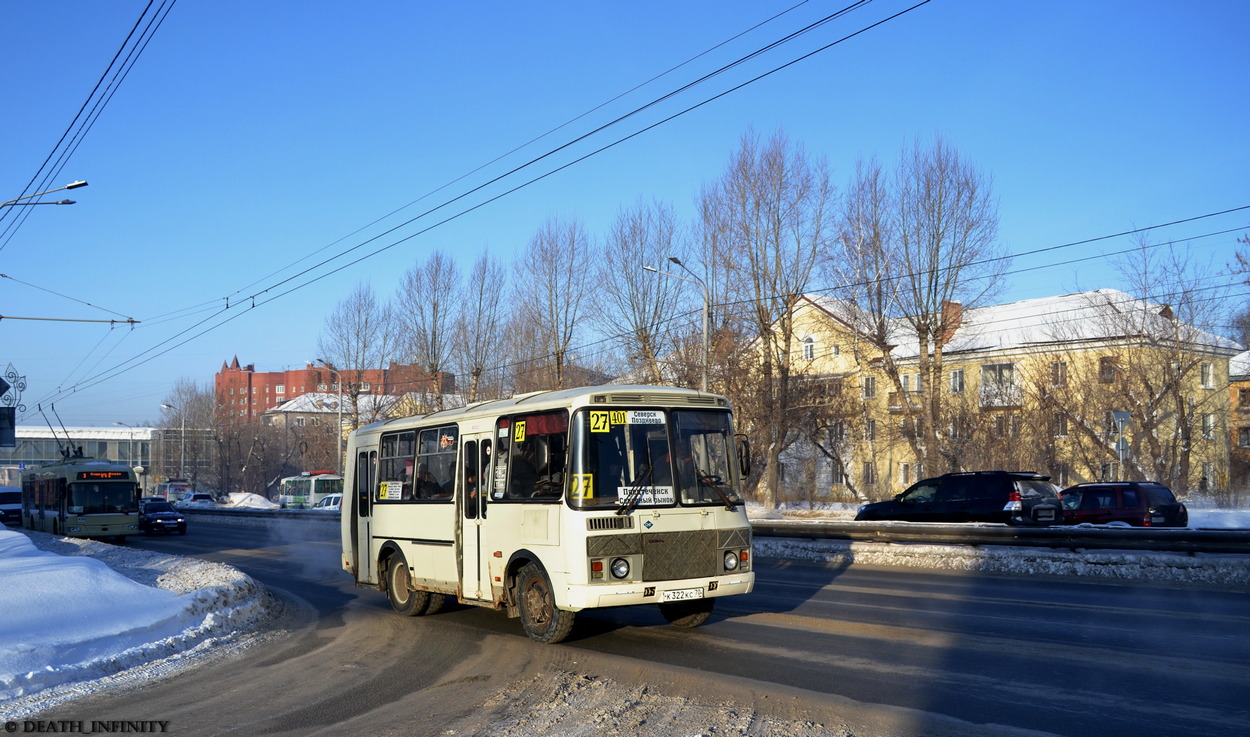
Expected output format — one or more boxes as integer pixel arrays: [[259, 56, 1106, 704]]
[[160, 403, 186, 479], [315, 359, 345, 475], [643, 257, 710, 392], [2, 180, 88, 208]]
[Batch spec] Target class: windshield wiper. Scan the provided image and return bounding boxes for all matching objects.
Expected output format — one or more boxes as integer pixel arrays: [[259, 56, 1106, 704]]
[[695, 466, 737, 511], [616, 463, 653, 516]]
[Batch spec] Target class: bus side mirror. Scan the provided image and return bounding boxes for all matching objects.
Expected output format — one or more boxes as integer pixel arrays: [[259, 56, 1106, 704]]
[[736, 434, 751, 477]]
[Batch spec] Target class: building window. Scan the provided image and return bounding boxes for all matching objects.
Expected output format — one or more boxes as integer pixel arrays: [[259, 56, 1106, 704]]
[[318, 383, 328, 392], [1239, 389, 1250, 408], [1202, 413, 1215, 439], [1201, 363, 1214, 389], [831, 344, 840, 356], [1099, 357, 1118, 384], [276, 384, 285, 394], [1050, 361, 1067, 388], [294, 417, 305, 427], [899, 462, 911, 486], [949, 369, 964, 395], [802, 336, 816, 361], [1053, 463, 1070, 487], [830, 464, 845, 485], [862, 375, 876, 399], [1238, 427, 1250, 447], [1200, 462, 1214, 490], [1054, 413, 1068, 438], [865, 419, 877, 441], [829, 421, 846, 443], [863, 462, 876, 486]]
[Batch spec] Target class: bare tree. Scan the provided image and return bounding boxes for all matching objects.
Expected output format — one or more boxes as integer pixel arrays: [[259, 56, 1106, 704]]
[[396, 250, 461, 410], [702, 130, 834, 508], [513, 216, 591, 389], [452, 248, 507, 403], [597, 199, 687, 384], [836, 137, 1005, 474], [1034, 240, 1237, 494], [159, 379, 215, 490], [316, 281, 397, 429]]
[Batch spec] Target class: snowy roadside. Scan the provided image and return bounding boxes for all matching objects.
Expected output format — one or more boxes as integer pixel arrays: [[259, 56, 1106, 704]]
[[0, 528, 279, 720]]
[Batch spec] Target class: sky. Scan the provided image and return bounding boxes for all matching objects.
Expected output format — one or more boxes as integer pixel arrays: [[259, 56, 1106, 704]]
[[1, 0, 1247, 427], [2, 503, 1248, 717]]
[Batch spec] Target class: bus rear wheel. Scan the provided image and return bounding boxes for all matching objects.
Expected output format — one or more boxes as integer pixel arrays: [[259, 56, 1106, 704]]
[[516, 562, 574, 644], [386, 555, 431, 617], [659, 597, 715, 628]]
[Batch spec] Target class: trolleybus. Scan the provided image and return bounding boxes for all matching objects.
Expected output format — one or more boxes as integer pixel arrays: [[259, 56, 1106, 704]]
[[279, 471, 343, 508], [341, 385, 755, 643], [22, 456, 142, 540]]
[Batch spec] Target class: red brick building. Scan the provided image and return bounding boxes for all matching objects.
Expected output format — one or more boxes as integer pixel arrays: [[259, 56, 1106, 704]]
[[215, 357, 454, 421]]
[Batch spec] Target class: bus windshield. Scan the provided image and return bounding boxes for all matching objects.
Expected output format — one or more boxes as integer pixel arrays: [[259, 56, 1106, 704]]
[[569, 408, 742, 510], [68, 482, 138, 514]]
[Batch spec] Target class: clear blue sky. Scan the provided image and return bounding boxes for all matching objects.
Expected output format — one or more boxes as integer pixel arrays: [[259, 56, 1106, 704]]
[[2, 0, 1247, 427]]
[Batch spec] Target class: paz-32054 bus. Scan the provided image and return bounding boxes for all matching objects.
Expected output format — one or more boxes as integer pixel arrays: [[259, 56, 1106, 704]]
[[22, 456, 142, 541], [341, 385, 755, 643]]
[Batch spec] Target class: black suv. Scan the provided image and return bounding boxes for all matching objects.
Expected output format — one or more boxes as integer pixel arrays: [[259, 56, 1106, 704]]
[[855, 471, 1063, 525], [1060, 482, 1188, 528]]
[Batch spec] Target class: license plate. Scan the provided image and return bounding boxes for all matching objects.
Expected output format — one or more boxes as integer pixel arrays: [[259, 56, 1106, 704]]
[[1036, 509, 1055, 521], [661, 587, 704, 602]]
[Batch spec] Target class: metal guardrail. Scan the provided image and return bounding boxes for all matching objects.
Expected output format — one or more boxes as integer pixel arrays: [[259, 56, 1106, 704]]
[[750, 519, 1250, 554], [181, 506, 1249, 554]]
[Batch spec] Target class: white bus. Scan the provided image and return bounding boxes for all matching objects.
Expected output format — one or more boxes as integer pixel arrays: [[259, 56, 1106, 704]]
[[341, 385, 755, 643], [22, 456, 142, 540], [279, 471, 343, 509]]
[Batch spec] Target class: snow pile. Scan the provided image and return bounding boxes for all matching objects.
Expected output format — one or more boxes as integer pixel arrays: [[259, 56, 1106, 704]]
[[0, 529, 273, 718], [224, 492, 279, 509]]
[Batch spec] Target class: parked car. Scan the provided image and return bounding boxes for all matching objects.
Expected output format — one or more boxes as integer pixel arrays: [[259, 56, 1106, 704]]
[[138, 500, 187, 535], [855, 471, 1063, 525], [1060, 482, 1188, 527], [311, 493, 342, 511], [0, 488, 20, 527], [176, 492, 216, 509]]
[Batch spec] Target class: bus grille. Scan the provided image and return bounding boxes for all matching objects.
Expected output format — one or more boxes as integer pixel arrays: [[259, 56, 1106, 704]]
[[587, 516, 634, 531], [586, 528, 751, 582]]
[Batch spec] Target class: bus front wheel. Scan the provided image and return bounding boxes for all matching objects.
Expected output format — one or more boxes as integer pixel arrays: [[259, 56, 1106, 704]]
[[659, 597, 715, 628], [386, 555, 431, 617], [516, 562, 574, 644]]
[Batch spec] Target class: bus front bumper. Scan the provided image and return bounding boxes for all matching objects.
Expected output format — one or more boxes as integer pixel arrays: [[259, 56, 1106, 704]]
[[564, 571, 755, 611]]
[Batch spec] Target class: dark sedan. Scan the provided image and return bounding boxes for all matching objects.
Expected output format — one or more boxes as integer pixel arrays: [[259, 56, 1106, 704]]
[[138, 500, 187, 535]]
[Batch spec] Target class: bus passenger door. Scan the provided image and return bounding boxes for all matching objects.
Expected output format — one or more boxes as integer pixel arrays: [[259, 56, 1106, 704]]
[[459, 433, 491, 602], [353, 450, 376, 583]]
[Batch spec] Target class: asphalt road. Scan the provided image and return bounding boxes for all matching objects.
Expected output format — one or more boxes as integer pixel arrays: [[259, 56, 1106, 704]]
[[50, 520, 1250, 737]]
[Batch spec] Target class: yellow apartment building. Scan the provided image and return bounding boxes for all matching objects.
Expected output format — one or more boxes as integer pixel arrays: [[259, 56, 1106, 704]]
[[779, 289, 1240, 502]]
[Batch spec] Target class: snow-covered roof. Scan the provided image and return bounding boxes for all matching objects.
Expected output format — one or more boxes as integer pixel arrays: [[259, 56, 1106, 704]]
[[263, 392, 400, 415], [1231, 351, 1250, 380], [805, 289, 1241, 359]]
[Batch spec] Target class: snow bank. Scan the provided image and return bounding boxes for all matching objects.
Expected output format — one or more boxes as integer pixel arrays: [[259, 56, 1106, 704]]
[[0, 529, 272, 717]]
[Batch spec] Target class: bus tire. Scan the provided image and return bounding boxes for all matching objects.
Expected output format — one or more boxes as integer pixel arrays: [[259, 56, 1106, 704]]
[[659, 597, 715, 628], [516, 562, 574, 644], [386, 555, 430, 617], [423, 593, 447, 615]]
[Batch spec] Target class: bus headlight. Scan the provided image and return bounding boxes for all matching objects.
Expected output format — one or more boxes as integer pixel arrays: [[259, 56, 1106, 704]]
[[723, 550, 740, 571], [610, 557, 631, 579]]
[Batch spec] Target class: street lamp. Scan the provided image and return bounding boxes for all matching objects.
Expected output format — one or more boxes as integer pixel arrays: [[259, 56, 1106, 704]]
[[643, 257, 710, 392], [315, 359, 345, 475], [160, 403, 186, 479], [2, 180, 88, 208]]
